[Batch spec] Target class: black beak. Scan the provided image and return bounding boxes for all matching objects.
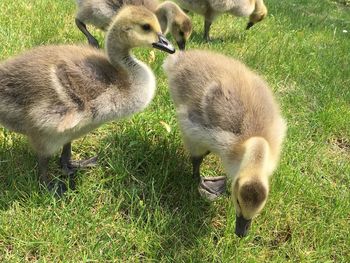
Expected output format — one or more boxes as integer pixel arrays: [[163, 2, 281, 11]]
[[177, 40, 186, 50], [235, 215, 252, 237], [152, 33, 175, 54], [246, 21, 254, 30]]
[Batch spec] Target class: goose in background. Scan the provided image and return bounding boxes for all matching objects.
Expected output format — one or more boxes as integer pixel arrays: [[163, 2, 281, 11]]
[[76, 0, 192, 49], [175, 0, 267, 41]]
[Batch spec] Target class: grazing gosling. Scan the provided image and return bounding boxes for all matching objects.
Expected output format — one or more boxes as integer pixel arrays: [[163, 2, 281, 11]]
[[163, 50, 286, 237], [155, 1, 192, 50], [76, 0, 192, 49], [0, 6, 175, 195], [175, 0, 267, 41]]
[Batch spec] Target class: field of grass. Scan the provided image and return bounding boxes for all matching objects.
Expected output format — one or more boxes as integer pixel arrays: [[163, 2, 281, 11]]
[[0, 0, 349, 261]]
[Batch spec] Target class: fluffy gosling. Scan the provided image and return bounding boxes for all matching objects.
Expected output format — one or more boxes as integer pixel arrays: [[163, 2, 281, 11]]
[[76, 0, 192, 49], [0, 6, 175, 195], [163, 50, 286, 237], [175, 0, 267, 41]]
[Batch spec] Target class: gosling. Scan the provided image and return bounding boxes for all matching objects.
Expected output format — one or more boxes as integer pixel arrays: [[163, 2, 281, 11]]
[[163, 50, 286, 237], [0, 6, 175, 195], [76, 0, 192, 49], [175, 0, 267, 41]]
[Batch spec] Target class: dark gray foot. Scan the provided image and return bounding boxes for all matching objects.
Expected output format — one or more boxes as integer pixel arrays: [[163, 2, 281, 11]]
[[191, 151, 226, 200], [198, 176, 227, 201], [62, 156, 98, 174], [53, 155, 97, 197], [47, 179, 69, 198], [68, 156, 98, 168], [61, 156, 98, 176], [60, 142, 98, 175], [38, 155, 70, 197]]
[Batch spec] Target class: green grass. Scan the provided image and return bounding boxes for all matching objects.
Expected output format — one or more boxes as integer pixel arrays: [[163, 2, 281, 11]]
[[0, 0, 349, 261]]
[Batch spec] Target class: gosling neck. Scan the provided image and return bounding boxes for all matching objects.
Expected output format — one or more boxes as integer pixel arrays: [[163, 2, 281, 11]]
[[104, 30, 156, 114], [105, 39, 138, 72], [156, 2, 175, 34], [237, 137, 272, 191], [223, 137, 271, 182], [105, 31, 154, 90], [254, 0, 267, 15]]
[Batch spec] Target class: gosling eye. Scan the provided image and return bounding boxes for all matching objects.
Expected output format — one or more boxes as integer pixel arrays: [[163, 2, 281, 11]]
[[179, 31, 184, 37], [141, 24, 151, 31]]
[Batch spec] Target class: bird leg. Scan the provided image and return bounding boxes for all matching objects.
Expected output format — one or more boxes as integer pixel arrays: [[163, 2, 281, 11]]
[[60, 142, 98, 176], [203, 8, 215, 42], [191, 155, 204, 180], [75, 18, 100, 48], [38, 155, 67, 197], [191, 151, 210, 179], [38, 155, 50, 186], [204, 19, 212, 42], [192, 151, 227, 200]]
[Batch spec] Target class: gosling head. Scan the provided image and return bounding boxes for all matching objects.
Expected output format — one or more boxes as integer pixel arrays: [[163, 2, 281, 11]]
[[107, 6, 175, 53], [246, 5, 268, 30], [171, 13, 192, 50], [232, 175, 269, 237]]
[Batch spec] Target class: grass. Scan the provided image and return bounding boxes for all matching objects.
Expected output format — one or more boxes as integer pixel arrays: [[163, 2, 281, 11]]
[[0, 0, 349, 261]]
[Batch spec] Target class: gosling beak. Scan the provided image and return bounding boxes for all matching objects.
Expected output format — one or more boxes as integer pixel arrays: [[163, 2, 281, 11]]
[[177, 39, 186, 50], [246, 21, 254, 30], [235, 215, 252, 237], [152, 33, 175, 54]]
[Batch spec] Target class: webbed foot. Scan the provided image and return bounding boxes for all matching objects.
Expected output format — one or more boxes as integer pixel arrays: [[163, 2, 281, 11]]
[[60, 156, 98, 176], [46, 178, 74, 198], [198, 176, 227, 201]]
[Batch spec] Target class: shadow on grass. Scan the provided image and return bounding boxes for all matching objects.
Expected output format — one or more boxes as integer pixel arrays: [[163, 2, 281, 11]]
[[0, 133, 41, 209], [95, 126, 215, 254], [0, 124, 216, 256]]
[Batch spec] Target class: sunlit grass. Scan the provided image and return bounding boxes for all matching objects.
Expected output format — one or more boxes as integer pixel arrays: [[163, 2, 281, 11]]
[[0, 0, 349, 261]]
